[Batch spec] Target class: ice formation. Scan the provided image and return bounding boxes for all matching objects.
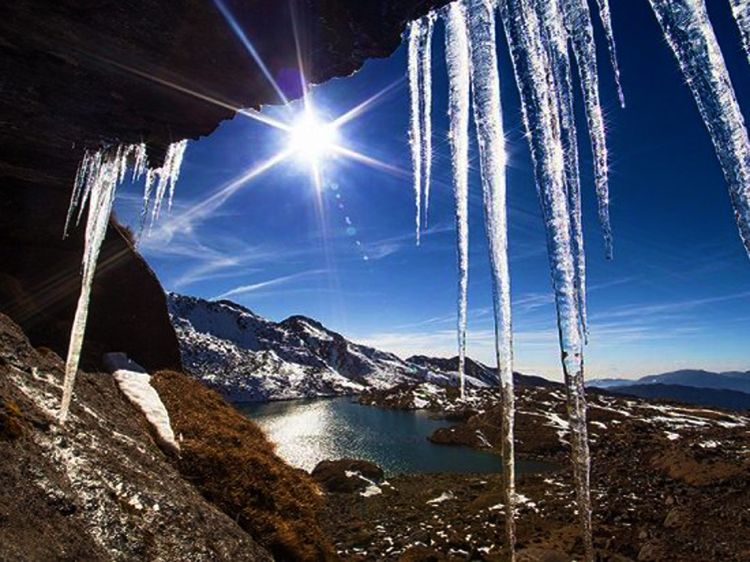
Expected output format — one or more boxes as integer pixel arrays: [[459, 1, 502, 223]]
[[649, 0, 750, 260], [408, 19, 424, 244], [407, 13, 437, 241], [443, 2, 471, 400], [59, 141, 187, 423], [420, 12, 436, 225], [593, 0, 625, 107], [499, 0, 593, 557], [731, 0, 750, 65], [466, 0, 516, 553], [562, 0, 613, 260], [405, 0, 750, 557]]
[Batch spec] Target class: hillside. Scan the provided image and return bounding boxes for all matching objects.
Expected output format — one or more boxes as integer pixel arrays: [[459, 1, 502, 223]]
[[167, 293, 501, 401], [339, 382, 750, 560], [0, 312, 333, 561]]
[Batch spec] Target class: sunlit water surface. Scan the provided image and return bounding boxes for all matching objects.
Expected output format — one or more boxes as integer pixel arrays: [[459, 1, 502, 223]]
[[238, 397, 553, 475]]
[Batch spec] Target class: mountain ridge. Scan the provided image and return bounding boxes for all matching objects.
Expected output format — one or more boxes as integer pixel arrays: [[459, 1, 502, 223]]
[[588, 368, 750, 394], [168, 293, 516, 401]]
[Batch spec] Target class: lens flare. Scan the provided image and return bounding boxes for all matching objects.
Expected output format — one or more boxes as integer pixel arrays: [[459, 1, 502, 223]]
[[288, 112, 339, 165]]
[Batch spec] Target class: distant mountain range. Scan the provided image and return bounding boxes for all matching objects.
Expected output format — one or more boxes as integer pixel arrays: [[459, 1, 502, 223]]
[[588, 369, 750, 411], [168, 293, 541, 401], [168, 293, 750, 410]]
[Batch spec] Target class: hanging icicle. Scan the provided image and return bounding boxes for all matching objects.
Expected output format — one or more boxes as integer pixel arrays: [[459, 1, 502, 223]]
[[561, 0, 614, 260], [60, 145, 141, 423], [443, 2, 472, 400], [465, 0, 517, 556], [420, 13, 436, 225], [535, 0, 589, 339], [59, 141, 187, 423], [408, 19, 424, 245], [730, 0, 750, 65], [592, 0, 626, 107], [649, 0, 750, 260], [145, 139, 189, 225], [498, 1, 594, 559]]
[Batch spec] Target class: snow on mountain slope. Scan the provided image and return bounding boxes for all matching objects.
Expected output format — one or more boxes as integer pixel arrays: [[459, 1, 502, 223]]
[[167, 293, 493, 401]]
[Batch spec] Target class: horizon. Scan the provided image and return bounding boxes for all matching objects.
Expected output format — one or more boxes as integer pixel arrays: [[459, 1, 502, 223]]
[[116, 1, 750, 382]]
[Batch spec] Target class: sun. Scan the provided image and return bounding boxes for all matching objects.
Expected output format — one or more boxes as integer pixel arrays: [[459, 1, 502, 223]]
[[288, 111, 339, 165]]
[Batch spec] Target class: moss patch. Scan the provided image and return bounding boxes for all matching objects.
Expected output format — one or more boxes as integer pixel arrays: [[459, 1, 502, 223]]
[[0, 398, 25, 440], [152, 370, 337, 561]]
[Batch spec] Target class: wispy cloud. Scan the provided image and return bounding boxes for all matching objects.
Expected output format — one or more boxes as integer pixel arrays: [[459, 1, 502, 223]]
[[214, 269, 326, 300]]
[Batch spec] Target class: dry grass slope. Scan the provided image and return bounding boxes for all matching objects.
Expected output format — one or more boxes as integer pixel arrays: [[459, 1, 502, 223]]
[[152, 370, 338, 562]]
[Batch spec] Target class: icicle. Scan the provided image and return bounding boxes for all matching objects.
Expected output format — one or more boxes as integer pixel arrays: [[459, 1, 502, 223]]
[[408, 20, 424, 245], [649, 0, 750, 260], [147, 140, 189, 224], [592, 0, 625, 107], [59, 146, 129, 423], [730, 0, 750, 65], [562, 0, 614, 260], [65, 151, 100, 238], [420, 13, 436, 225], [443, 2, 472, 399], [131, 143, 148, 182], [535, 0, 589, 339], [466, 0, 516, 555], [59, 140, 187, 423], [499, 0, 593, 559]]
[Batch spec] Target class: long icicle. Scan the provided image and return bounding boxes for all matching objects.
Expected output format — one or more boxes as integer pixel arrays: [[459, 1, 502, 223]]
[[60, 146, 129, 423], [444, 2, 472, 400], [592, 0, 625, 107], [60, 141, 186, 422], [466, 0, 516, 556], [536, 0, 589, 339], [562, 0, 614, 260], [421, 13, 436, 226], [499, 0, 593, 559], [649, 0, 750, 260], [730, 0, 750, 65], [408, 20, 424, 245]]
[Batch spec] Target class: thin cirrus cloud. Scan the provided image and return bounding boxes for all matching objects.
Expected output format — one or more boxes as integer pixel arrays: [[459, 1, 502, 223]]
[[214, 269, 327, 300]]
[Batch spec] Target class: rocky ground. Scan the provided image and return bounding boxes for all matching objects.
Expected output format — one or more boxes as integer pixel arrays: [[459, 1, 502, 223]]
[[3, 300, 749, 561], [316, 384, 750, 561], [0, 312, 335, 561]]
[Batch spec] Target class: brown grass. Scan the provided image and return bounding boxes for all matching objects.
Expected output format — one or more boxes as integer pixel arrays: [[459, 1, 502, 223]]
[[151, 370, 338, 561], [0, 398, 25, 440]]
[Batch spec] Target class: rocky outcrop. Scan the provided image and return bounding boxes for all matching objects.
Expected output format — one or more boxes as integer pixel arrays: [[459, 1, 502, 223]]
[[0, 312, 271, 560], [0, 0, 449, 373], [312, 459, 385, 494]]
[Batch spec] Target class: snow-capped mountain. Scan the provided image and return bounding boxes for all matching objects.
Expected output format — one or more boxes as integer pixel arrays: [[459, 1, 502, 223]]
[[167, 293, 497, 401]]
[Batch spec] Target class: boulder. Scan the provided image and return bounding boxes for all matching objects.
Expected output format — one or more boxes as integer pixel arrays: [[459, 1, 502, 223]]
[[311, 459, 384, 493]]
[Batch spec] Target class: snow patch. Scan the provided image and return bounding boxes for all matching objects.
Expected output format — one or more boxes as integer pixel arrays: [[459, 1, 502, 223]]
[[103, 353, 179, 455]]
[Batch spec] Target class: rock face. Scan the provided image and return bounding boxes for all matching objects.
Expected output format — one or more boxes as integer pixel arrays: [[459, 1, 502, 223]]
[[168, 292, 498, 401], [0, 0, 449, 373], [0, 312, 271, 561]]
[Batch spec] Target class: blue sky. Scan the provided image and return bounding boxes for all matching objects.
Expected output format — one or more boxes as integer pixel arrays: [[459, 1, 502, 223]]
[[115, 1, 750, 380]]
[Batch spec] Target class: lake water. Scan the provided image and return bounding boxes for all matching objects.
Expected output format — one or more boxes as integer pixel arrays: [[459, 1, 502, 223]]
[[238, 397, 553, 476]]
